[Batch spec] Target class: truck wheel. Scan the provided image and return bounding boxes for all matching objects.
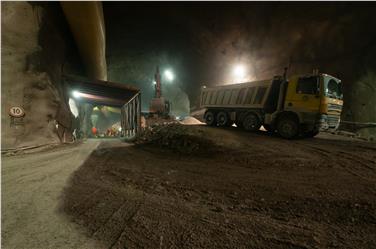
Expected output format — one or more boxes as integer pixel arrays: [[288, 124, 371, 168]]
[[216, 112, 230, 127], [277, 116, 299, 139], [242, 113, 261, 131], [204, 110, 216, 126]]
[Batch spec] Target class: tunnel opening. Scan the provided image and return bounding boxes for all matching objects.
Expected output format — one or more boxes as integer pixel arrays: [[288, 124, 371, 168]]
[[64, 75, 141, 140], [89, 105, 121, 138]]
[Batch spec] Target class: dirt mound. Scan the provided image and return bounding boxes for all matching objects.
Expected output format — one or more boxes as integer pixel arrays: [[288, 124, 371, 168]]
[[179, 116, 204, 125], [136, 123, 217, 154]]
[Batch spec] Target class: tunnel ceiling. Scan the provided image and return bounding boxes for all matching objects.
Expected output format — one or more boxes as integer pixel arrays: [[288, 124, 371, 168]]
[[103, 2, 376, 103]]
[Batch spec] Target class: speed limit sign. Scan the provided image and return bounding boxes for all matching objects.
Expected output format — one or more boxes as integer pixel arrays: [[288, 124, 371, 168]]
[[9, 106, 25, 118]]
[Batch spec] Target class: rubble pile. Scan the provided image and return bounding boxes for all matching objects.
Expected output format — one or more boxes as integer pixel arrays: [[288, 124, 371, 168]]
[[136, 123, 216, 154]]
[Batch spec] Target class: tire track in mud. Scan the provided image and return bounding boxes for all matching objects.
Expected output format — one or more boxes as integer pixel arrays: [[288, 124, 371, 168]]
[[293, 140, 376, 181], [107, 200, 144, 249]]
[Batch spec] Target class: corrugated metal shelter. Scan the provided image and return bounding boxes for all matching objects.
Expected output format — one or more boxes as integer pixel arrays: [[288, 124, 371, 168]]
[[63, 75, 141, 138]]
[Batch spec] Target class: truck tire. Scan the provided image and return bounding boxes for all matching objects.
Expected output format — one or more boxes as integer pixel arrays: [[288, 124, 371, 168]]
[[216, 111, 230, 127], [242, 113, 261, 132], [204, 110, 216, 126], [277, 116, 299, 139]]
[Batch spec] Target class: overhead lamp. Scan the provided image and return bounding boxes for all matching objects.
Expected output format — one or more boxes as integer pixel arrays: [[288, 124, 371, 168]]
[[164, 69, 174, 82], [233, 64, 246, 80], [72, 90, 81, 99]]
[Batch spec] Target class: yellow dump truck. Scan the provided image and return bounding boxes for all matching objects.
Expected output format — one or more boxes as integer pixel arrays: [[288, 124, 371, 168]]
[[200, 71, 343, 138]]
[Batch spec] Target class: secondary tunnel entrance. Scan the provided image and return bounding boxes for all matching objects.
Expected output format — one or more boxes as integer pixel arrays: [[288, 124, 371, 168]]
[[64, 75, 141, 140]]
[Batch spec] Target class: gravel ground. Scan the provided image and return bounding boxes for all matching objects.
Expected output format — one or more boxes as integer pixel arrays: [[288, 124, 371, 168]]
[[61, 126, 376, 249]]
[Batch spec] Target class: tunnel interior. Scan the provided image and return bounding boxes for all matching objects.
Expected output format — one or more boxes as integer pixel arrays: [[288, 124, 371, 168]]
[[2, 3, 376, 249], [1, 1, 376, 150], [64, 75, 140, 138], [90, 106, 121, 138]]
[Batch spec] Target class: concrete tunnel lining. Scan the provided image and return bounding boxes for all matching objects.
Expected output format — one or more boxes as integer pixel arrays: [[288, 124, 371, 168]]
[[60, 1, 107, 81], [64, 75, 140, 107]]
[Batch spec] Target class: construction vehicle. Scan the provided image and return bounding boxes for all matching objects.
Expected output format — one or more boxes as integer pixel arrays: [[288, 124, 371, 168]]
[[149, 66, 171, 117], [200, 69, 343, 139]]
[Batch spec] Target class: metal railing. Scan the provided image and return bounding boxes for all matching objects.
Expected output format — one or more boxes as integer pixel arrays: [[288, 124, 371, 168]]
[[120, 92, 141, 139]]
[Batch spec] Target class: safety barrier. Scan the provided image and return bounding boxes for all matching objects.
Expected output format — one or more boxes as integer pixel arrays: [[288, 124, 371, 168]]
[[121, 92, 141, 138]]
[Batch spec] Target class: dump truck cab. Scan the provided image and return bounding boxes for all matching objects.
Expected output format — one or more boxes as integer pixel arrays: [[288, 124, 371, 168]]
[[271, 73, 343, 137]]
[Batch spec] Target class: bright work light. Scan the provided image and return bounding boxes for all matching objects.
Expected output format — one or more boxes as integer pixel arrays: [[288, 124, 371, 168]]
[[233, 64, 246, 79], [72, 90, 81, 99], [164, 69, 174, 81]]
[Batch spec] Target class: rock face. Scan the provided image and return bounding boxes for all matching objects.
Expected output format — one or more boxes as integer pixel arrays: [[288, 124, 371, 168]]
[[1, 2, 83, 149], [341, 71, 376, 141]]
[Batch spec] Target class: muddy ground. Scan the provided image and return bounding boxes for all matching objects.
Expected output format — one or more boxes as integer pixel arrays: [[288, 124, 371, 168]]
[[61, 125, 376, 249]]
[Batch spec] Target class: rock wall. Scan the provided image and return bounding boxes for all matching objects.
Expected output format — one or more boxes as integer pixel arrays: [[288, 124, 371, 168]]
[[1, 2, 83, 149], [341, 71, 376, 141]]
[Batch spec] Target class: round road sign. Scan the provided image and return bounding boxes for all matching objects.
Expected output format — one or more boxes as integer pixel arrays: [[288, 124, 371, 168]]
[[9, 106, 25, 118]]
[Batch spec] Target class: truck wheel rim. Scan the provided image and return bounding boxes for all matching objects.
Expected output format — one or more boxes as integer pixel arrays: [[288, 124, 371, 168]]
[[244, 115, 257, 129], [218, 115, 226, 125], [247, 117, 256, 128]]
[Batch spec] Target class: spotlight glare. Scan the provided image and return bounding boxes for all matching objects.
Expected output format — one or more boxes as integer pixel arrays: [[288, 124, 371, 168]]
[[72, 90, 81, 99], [233, 64, 246, 78], [164, 70, 174, 81]]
